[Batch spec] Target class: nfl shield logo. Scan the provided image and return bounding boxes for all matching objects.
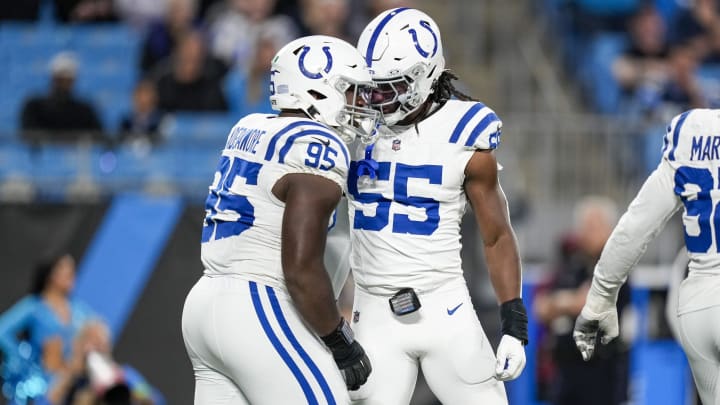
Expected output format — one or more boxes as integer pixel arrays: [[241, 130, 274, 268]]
[[392, 139, 401, 151], [353, 311, 360, 323]]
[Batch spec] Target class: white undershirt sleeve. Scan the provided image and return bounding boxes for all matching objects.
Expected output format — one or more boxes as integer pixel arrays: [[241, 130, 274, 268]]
[[588, 160, 682, 306]]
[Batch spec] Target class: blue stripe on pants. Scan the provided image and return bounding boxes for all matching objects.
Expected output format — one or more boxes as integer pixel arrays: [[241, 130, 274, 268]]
[[266, 285, 337, 405], [249, 281, 318, 404]]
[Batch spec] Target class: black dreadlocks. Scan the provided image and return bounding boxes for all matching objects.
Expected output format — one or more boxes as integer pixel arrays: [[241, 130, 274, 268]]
[[429, 71, 478, 103]]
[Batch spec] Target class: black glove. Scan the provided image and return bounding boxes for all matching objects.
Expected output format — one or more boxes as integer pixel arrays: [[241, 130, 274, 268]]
[[500, 298, 529, 345], [321, 318, 372, 390]]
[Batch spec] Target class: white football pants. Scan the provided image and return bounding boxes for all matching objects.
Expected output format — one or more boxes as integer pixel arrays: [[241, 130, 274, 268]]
[[181, 275, 350, 405], [677, 305, 720, 405], [349, 280, 507, 405]]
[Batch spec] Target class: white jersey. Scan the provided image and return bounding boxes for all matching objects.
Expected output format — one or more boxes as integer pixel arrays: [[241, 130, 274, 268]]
[[200, 113, 350, 291], [347, 100, 502, 294], [594, 109, 720, 315]]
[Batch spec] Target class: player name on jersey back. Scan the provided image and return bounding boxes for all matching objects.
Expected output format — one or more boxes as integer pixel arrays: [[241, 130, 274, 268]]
[[224, 126, 266, 153], [201, 114, 350, 290], [664, 109, 720, 163], [689, 135, 720, 161]]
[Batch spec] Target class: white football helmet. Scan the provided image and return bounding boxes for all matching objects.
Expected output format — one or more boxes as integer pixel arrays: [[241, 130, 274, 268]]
[[270, 35, 380, 143], [357, 8, 445, 127]]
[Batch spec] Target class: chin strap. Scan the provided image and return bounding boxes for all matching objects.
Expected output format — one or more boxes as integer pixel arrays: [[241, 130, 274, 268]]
[[355, 143, 378, 179]]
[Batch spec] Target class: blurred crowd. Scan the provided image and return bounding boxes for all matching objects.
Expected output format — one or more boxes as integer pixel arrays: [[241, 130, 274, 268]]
[[0, 0, 413, 146], [0, 254, 159, 404], [546, 0, 720, 176]]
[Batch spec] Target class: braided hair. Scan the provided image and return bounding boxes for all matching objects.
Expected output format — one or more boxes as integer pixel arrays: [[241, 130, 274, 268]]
[[429, 71, 478, 103]]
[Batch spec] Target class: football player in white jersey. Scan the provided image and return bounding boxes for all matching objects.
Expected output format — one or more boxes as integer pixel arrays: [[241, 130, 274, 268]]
[[346, 8, 527, 404], [181, 35, 379, 405], [574, 109, 720, 405]]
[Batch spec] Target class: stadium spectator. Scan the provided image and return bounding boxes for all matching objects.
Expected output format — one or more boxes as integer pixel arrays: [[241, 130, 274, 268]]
[[53, 0, 117, 22], [45, 320, 157, 405], [0, 254, 94, 402], [154, 31, 228, 112], [614, 5, 705, 117], [119, 80, 165, 145], [613, 5, 670, 108], [20, 52, 104, 143], [139, 0, 199, 73], [298, 0, 350, 41], [206, 0, 297, 72], [671, 0, 720, 63], [664, 45, 705, 110], [225, 18, 293, 114], [534, 196, 630, 405], [611, 6, 706, 176]]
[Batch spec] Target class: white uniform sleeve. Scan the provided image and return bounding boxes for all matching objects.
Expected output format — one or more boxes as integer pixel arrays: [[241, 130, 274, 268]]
[[274, 130, 350, 191], [449, 101, 502, 151], [590, 159, 682, 302]]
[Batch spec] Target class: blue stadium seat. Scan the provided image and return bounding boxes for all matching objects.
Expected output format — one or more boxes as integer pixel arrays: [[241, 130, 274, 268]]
[[0, 143, 34, 179], [8, 46, 66, 77], [74, 46, 138, 75], [174, 147, 219, 194], [33, 145, 89, 186], [68, 25, 140, 50], [161, 113, 238, 146], [697, 64, 720, 108], [0, 23, 70, 48], [104, 146, 178, 189], [0, 97, 26, 136], [580, 33, 628, 114]]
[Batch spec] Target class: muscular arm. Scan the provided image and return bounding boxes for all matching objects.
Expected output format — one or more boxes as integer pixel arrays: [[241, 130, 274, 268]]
[[273, 173, 342, 337], [464, 150, 522, 304]]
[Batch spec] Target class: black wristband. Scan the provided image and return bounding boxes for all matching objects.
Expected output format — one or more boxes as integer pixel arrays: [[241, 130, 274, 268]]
[[500, 298, 529, 345], [321, 318, 354, 349]]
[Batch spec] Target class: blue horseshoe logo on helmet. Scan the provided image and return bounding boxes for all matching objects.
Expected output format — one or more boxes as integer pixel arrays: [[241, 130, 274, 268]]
[[408, 20, 438, 58], [298, 46, 333, 79]]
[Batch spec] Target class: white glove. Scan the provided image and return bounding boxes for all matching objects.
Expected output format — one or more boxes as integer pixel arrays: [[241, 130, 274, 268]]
[[494, 335, 526, 381], [573, 286, 619, 361]]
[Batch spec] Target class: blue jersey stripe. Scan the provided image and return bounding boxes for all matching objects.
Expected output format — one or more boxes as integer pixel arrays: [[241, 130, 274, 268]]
[[266, 286, 336, 405], [277, 129, 350, 167], [364, 7, 410, 67], [265, 121, 328, 161], [249, 281, 318, 404], [464, 112, 500, 147], [661, 124, 670, 154], [449, 103, 485, 144], [668, 110, 692, 161]]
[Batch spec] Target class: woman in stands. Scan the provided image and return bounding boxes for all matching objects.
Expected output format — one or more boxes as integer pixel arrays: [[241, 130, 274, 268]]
[[0, 254, 95, 401]]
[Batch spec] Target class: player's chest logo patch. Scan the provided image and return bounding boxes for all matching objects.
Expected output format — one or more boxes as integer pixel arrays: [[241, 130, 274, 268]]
[[353, 310, 360, 323], [392, 139, 402, 151]]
